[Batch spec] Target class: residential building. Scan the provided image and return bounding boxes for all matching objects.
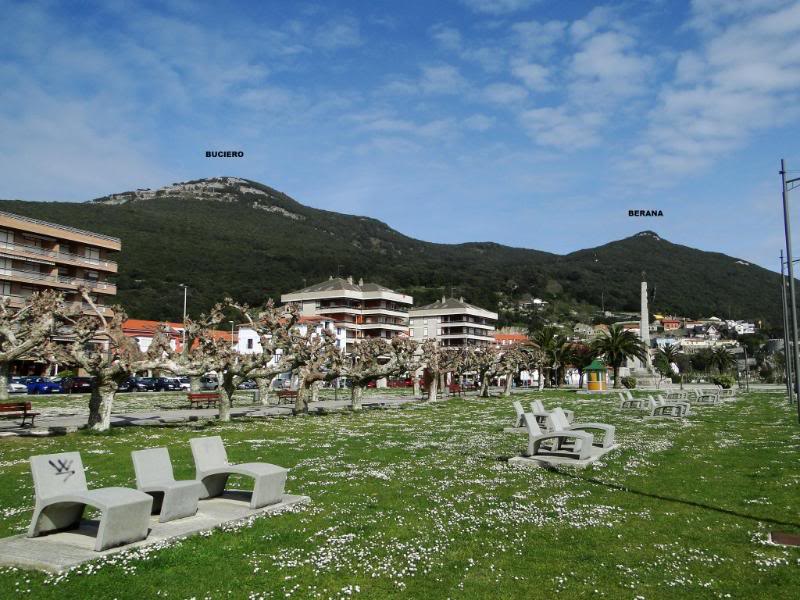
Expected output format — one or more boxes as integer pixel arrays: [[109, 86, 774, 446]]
[[0, 210, 120, 315], [409, 297, 497, 346], [122, 319, 237, 353], [235, 315, 333, 355], [661, 318, 681, 331], [281, 276, 412, 351], [493, 332, 528, 347]]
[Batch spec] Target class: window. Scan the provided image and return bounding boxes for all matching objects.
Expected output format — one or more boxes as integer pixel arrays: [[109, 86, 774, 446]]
[[85, 270, 99, 281], [423, 327, 428, 337], [0, 281, 9, 295], [410, 330, 414, 337], [85, 247, 100, 261], [247, 339, 254, 350], [423, 318, 428, 324], [437, 328, 442, 335]]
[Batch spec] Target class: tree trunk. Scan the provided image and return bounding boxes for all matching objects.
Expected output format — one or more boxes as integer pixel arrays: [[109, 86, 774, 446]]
[[351, 384, 364, 410], [257, 377, 272, 406], [613, 366, 621, 389], [311, 380, 321, 404], [479, 371, 490, 397], [502, 372, 513, 397], [413, 369, 421, 397], [439, 373, 447, 397], [190, 375, 202, 393], [88, 380, 116, 431], [537, 364, 544, 391], [295, 382, 310, 414], [218, 376, 235, 422], [578, 371, 584, 389], [0, 362, 9, 402], [428, 373, 439, 402]]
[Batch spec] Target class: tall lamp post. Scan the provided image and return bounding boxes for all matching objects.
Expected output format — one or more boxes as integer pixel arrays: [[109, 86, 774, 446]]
[[780, 159, 800, 423], [229, 321, 235, 348], [178, 284, 189, 348], [780, 251, 794, 404]]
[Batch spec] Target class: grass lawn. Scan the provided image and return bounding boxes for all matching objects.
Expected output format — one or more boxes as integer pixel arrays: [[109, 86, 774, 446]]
[[0, 390, 798, 599]]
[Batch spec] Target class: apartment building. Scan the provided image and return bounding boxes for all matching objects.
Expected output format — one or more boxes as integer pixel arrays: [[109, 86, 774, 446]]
[[408, 297, 497, 347], [0, 211, 120, 315], [281, 277, 413, 351]]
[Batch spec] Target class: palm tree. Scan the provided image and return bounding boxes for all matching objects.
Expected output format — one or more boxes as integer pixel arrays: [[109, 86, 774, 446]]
[[711, 346, 734, 374], [569, 343, 596, 388], [530, 325, 560, 388], [591, 324, 647, 389], [655, 343, 681, 377]]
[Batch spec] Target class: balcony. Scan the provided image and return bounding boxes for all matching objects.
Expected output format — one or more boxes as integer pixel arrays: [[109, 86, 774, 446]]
[[2, 294, 112, 316], [0, 240, 117, 272], [0, 268, 117, 294]]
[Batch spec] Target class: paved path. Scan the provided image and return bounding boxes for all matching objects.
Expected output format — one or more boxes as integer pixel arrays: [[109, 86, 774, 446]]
[[0, 396, 423, 436]]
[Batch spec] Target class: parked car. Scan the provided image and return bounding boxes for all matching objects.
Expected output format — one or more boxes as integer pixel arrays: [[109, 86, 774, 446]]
[[154, 377, 182, 392], [178, 377, 191, 391], [25, 377, 63, 394], [200, 376, 219, 390], [130, 377, 156, 392], [117, 379, 135, 393], [61, 376, 95, 394], [237, 379, 257, 390], [7, 377, 28, 394]]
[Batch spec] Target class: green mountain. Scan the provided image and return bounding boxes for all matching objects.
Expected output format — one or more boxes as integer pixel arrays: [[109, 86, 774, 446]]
[[0, 177, 783, 327]]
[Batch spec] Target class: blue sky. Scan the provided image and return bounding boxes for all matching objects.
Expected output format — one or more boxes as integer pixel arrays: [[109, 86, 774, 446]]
[[2, 0, 800, 271]]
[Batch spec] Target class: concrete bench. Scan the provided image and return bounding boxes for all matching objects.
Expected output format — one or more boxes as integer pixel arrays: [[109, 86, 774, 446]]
[[522, 410, 596, 461], [131, 447, 203, 523], [0, 401, 39, 427], [27, 452, 152, 551], [618, 391, 644, 409], [190, 436, 287, 509]]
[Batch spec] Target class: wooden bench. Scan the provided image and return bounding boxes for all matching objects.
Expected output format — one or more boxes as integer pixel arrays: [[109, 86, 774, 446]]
[[187, 392, 220, 408], [447, 384, 463, 396], [276, 390, 298, 404], [0, 401, 39, 427]]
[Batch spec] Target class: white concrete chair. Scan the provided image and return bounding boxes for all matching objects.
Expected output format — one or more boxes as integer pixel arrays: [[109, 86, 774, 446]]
[[522, 410, 595, 461], [190, 436, 287, 509], [618, 391, 644, 409], [131, 447, 204, 523], [648, 396, 688, 417], [548, 407, 615, 449], [512, 400, 526, 428], [27, 452, 152, 551], [530, 399, 575, 424]]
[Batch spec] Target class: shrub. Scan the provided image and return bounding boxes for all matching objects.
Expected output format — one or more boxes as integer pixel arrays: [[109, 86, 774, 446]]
[[711, 375, 735, 389], [56, 369, 76, 379], [621, 376, 637, 389]]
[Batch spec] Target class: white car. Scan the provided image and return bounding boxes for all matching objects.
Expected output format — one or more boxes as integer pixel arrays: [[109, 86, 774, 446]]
[[178, 377, 191, 391], [8, 378, 28, 394]]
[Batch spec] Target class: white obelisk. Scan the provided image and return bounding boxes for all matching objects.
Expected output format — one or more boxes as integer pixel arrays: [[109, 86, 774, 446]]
[[640, 279, 652, 369]]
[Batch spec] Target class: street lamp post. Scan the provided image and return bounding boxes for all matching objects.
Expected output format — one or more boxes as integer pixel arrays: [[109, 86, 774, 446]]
[[229, 321, 235, 348], [780, 159, 800, 422], [179, 284, 188, 348], [780, 252, 794, 404]]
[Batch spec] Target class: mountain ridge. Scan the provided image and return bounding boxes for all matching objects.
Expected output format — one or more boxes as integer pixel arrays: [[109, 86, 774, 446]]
[[0, 177, 782, 327]]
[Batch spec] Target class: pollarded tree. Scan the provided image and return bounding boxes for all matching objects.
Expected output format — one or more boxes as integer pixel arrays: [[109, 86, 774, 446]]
[[61, 291, 164, 430], [281, 324, 343, 414], [0, 290, 66, 400], [465, 344, 502, 397], [205, 299, 300, 421], [497, 345, 528, 397], [342, 337, 418, 410], [420, 339, 463, 402], [591, 324, 647, 389]]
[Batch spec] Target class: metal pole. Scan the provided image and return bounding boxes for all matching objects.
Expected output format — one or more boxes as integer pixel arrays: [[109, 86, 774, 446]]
[[180, 284, 188, 348], [743, 346, 750, 393], [781, 252, 794, 403], [780, 159, 800, 422]]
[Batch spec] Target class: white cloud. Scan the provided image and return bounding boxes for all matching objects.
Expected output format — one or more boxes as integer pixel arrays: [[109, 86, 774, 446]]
[[464, 114, 495, 131], [483, 82, 528, 104], [313, 17, 363, 50], [511, 19, 567, 58], [420, 64, 468, 94], [461, 0, 541, 15], [520, 107, 606, 149], [627, 0, 800, 178], [510, 60, 553, 91]]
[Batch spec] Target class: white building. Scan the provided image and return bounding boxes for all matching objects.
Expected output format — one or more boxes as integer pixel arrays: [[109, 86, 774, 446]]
[[235, 315, 342, 355], [281, 276, 412, 352], [408, 297, 497, 347]]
